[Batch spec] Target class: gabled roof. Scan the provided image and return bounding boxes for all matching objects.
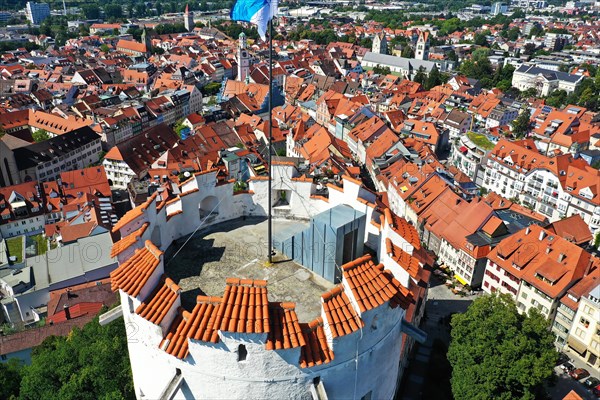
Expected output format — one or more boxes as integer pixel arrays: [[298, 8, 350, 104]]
[[321, 285, 363, 338], [110, 240, 162, 297], [136, 276, 181, 325], [342, 254, 413, 312], [546, 215, 592, 245], [299, 318, 334, 368], [266, 302, 306, 350]]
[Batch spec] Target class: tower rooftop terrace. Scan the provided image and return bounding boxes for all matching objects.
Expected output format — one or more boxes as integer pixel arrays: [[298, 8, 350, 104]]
[[165, 217, 334, 322]]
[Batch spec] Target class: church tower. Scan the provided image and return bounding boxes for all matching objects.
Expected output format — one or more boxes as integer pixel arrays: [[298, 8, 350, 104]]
[[184, 4, 194, 32], [237, 32, 250, 82], [141, 26, 151, 56], [372, 33, 387, 55], [415, 31, 430, 60]]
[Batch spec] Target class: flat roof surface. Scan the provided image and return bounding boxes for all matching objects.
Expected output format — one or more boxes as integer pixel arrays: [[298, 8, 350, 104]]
[[166, 218, 335, 322]]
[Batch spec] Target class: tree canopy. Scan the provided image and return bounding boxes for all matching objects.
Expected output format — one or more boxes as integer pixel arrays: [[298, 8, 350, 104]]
[[448, 294, 557, 400], [18, 315, 134, 400], [32, 129, 50, 143], [511, 108, 531, 138]]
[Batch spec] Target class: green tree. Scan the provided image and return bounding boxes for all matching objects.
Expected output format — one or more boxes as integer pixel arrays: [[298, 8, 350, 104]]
[[32, 129, 50, 143], [545, 89, 568, 108], [0, 358, 23, 399], [448, 294, 557, 400], [474, 33, 488, 47], [424, 67, 443, 90], [413, 67, 427, 85], [104, 4, 123, 20], [100, 44, 110, 53], [511, 108, 531, 138], [81, 4, 101, 19], [173, 119, 187, 138], [401, 45, 414, 58], [19, 315, 134, 400], [507, 26, 520, 41], [523, 43, 536, 56], [373, 65, 391, 75], [202, 82, 222, 96]]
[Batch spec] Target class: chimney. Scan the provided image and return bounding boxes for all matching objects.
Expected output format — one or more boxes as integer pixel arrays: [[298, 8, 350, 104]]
[[525, 227, 530, 235], [539, 230, 546, 241], [64, 304, 71, 320], [546, 246, 551, 254], [558, 253, 566, 263]]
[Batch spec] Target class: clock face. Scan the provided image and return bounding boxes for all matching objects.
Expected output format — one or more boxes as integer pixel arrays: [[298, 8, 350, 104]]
[[242, 51, 247, 58]]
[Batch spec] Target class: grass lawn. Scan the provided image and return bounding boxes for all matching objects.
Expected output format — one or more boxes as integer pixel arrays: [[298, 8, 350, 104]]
[[31, 234, 48, 255], [6, 237, 23, 264], [467, 131, 495, 150]]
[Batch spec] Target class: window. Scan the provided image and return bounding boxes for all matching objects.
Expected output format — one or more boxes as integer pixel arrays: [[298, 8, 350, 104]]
[[583, 305, 593, 316], [580, 317, 590, 328], [237, 344, 247, 361], [575, 327, 585, 338]]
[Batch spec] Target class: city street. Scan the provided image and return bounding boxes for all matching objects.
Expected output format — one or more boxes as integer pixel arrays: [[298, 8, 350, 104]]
[[397, 275, 478, 399], [547, 348, 599, 400]]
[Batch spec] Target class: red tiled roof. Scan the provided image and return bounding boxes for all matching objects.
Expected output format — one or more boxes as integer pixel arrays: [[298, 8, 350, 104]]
[[47, 302, 105, 324], [299, 318, 334, 368], [110, 222, 148, 257], [384, 208, 421, 250], [59, 221, 97, 243], [217, 278, 270, 334], [163, 296, 222, 359], [342, 254, 414, 312], [266, 302, 306, 350], [321, 285, 363, 338], [112, 192, 157, 233], [110, 240, 162, 297], [385, 238, 420, 279], [136, 276, 180, 325]]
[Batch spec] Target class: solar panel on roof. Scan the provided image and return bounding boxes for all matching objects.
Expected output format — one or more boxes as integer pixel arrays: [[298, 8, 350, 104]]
[[542, 105, 552, 113]]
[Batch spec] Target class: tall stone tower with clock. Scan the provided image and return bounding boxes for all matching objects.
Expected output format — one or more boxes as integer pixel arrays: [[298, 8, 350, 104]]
[[237, 32, 250, 82]]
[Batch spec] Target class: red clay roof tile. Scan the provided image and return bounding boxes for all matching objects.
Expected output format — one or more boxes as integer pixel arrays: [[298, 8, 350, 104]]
[[299, 317, 334, 368], [343, 254, 414, 312], [110, 222, 148, 258], [266, 302, 306, 350], [385, 238, 421, 279], [384, 208, 421, 250], [136, 276, 181, 325], [321, 285, 363, 338], [110, 240, 162, 297]]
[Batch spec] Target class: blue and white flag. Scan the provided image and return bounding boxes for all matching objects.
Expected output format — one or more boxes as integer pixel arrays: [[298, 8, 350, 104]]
[[230, 0, 278, 42]]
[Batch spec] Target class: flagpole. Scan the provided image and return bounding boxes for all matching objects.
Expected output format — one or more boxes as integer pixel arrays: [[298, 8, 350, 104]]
[[267, 19, 274, 265]]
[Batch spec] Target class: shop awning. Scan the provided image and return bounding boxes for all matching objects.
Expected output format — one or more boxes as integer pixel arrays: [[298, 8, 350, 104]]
[[567, 337, 588, 355], [454, 274, 468, 286]]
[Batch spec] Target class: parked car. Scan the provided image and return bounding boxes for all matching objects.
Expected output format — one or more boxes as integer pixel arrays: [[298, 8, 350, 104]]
[[561, 362, 575, 372], [555, 353, 569, 366], [569, 368, 590, 380], [584, 377, 600, 388], [593, 384, 600, 397]]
